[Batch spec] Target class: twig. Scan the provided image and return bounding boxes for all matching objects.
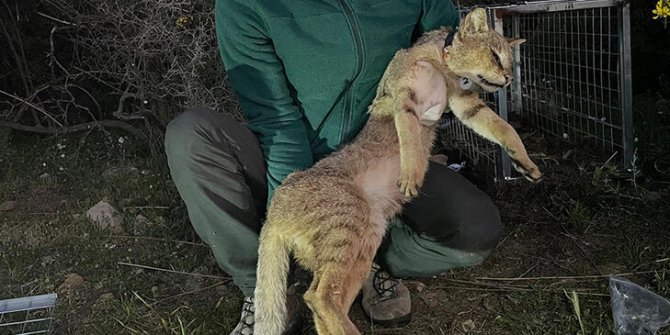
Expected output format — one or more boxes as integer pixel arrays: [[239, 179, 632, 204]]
[[435, 285, 609, 297], [4, 212, 66, 216], [118, 261, 227, 279], [561, 230, 603, 275], [515, 262, 539, 279], [122, 206, 170, 210], [0, 89, 63, 127], [0, 3, 32, 96], [0, 119, 146, 140], [599, 151, 618, 170], [475, 270, 656, 281], [109, 235, 207, 247], [36, 11, 76, 25], [152, 281, 229, 305], [114, 89, 146, 120]]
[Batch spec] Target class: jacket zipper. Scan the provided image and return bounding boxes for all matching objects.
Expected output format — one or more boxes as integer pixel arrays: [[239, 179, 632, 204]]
[[337, 0, 364, 144]]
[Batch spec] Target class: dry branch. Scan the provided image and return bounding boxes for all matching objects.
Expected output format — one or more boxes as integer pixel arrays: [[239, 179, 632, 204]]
[[1, 0, 241, 153], [0, 120, 146, 140]]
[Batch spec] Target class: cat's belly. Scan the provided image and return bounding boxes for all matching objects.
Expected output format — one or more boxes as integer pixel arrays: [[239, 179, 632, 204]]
[[353, 155, 405, 227]]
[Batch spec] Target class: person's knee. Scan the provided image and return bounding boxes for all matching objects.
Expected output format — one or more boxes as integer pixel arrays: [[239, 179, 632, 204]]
[[473, 197, 503, 249], [381, 225, 494, 277], [165, 107, 219, 159], [436, 193, 502, 251]]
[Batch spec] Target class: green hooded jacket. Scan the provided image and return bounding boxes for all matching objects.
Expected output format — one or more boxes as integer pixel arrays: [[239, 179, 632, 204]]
[[215, 0, 460, 202]]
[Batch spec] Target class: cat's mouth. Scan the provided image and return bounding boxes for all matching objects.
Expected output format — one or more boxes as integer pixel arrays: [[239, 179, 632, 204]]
[[477, 75, 506, 91]]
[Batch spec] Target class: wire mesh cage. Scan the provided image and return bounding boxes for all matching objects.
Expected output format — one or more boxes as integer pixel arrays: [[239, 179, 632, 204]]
[[0, 294, 57, 335], [440, 0, 633, 181]]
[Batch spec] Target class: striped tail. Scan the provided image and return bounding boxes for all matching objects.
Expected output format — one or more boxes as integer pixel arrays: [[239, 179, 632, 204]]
[[253, 227, 290, 335]]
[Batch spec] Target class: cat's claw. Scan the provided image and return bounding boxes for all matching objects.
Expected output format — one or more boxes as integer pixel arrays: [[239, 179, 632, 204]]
[[511, 160, 543, 183], [397, 171, 422, 197]]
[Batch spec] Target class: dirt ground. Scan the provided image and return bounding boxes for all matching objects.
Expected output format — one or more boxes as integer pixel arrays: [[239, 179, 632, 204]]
[[1, 103, 669, 335]]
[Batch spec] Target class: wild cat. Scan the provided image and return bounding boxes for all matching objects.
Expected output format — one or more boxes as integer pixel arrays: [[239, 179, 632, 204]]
[[254, 8, 543, 335]]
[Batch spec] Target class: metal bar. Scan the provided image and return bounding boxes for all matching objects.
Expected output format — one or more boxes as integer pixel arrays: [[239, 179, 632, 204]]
[[22, 309, 28, 333], [618, 2, 634, 169], [0, 317, 54, 328], [540, 12, 548, 136], [593, 9, 599, 145], [17, 330, 51, 335], [492, 9, 513, 181], [575, 9, 583, 141], [0, 294, 57, 314], [489, 0, 623, 14], [599, 7, 606, 148], [511, 15, 522, 115], [607, 7, 616, 149]]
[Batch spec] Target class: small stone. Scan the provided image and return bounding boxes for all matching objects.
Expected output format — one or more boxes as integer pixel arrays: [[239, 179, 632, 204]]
[[86, 200, 124, 233], [0, 200, 17, 212], [39, 173, 50, 179], [58, 273, 86, 295], [132, 214, 151, 235], [414, 281, 427, 293], [462, 319, 476, 333]]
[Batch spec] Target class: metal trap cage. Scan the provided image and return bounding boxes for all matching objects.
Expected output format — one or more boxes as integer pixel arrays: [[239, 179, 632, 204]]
[[0, 294, 57, 335], [441, 0, 633, 181]]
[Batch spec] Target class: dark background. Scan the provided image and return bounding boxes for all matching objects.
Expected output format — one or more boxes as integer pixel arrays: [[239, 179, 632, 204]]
[[0, 0, 669, 176]]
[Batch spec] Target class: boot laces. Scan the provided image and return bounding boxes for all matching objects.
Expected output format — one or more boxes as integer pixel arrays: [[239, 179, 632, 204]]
[[372, 266, 398, 301], [233, 296, 254, 335]]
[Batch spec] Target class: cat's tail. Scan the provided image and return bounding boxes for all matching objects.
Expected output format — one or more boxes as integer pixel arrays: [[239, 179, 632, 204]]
[[254, 225, 291, 335]]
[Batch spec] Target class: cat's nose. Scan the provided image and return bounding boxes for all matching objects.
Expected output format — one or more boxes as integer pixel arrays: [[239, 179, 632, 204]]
[[505, 74, 512, 84]]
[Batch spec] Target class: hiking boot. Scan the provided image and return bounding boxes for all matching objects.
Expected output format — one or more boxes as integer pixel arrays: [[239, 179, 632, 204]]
[[230, 296, 255, 335], [229, 285, 303, 335], [361, 265, 412, 327]]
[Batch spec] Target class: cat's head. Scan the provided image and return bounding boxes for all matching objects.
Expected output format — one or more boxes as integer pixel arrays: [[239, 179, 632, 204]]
[[444, 8, 525, 93]]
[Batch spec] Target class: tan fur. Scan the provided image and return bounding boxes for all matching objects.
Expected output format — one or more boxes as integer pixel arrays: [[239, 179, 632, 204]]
[[254, 8, 542, 335]]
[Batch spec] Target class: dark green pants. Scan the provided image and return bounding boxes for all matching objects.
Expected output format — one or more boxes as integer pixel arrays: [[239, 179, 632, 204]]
[[165, 108, 501, 296]]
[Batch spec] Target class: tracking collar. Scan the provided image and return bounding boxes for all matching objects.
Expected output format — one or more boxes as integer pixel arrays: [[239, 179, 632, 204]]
[[443, 31, 456, 49]]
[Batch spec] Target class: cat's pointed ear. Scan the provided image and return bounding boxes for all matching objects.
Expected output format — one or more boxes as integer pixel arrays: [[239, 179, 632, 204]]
[[460, 8, 489, 35], [507, 38, 527, 47]]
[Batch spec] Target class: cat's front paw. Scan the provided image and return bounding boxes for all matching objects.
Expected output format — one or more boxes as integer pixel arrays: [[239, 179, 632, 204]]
[[511, 159, 543, 183], [397, 168, 424, 197]]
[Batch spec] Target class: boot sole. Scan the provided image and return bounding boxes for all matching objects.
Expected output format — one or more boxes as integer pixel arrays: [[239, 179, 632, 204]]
[[363, 310, 412, 328]]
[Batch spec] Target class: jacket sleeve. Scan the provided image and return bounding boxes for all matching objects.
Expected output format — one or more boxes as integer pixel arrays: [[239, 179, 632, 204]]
[[419, 0, 461, 32], [215, 0, 314, 204]]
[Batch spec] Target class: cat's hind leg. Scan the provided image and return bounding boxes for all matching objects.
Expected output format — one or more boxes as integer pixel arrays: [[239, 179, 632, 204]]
[[304, 266, 348, 335], [304, 275, 330, 335], [338, 256, 374, 335]]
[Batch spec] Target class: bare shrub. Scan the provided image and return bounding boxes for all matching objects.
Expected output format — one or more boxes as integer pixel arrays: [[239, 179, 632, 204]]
[[1, 0, 240, 152]]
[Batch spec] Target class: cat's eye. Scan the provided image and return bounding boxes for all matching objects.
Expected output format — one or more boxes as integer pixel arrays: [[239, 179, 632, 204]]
[[491, 49, 502, 68]]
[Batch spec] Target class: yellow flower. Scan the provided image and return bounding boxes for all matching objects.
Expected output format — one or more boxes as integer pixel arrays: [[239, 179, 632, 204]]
[[176, 15, 192, 27], [653, 0, 670, 19]]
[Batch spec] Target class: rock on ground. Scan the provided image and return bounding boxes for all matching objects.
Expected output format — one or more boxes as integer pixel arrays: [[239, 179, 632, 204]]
[[0, 200, 17, 212], [86, 200, 124, 233], [58, 273, 86, 295]]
